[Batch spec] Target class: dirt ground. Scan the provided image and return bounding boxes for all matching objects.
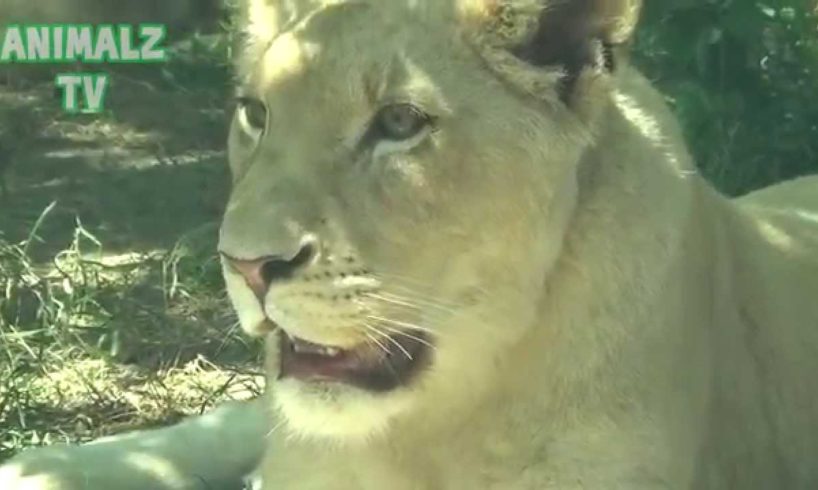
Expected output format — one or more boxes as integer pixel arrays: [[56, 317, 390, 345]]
[[0, 59, 264, 461]]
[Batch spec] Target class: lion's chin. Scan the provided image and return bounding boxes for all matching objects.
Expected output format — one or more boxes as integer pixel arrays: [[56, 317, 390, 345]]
[[268, 326, 434, 442], [272, 377, 418, 443]]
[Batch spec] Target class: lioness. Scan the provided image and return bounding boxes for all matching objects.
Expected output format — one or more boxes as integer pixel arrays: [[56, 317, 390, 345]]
[[2, 0, 818, 488]]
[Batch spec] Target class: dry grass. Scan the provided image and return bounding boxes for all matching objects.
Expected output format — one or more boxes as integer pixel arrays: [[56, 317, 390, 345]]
[[0, 212, 264, 462]]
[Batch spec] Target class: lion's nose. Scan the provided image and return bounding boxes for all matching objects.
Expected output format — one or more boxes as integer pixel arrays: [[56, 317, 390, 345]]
[[221, 239, 318, 300]]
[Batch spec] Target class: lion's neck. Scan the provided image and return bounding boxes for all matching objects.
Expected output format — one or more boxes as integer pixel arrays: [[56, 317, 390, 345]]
[[430, 66, 723, 438]]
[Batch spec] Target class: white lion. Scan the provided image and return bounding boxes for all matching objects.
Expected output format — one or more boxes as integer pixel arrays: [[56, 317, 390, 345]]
[[2, 0, 818, 488]]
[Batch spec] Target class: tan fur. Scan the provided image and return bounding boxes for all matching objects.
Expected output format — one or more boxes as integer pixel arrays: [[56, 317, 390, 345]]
[[2, 1, 817, 489]]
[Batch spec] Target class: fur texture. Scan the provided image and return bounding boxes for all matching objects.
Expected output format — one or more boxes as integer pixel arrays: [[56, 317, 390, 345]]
[[2, 1, 818, 489]]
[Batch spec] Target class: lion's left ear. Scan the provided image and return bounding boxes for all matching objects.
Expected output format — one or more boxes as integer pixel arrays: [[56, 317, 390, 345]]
[[463, 0, 641, 111], [510, 0, 642, 74], [592, 0, 643, 45]]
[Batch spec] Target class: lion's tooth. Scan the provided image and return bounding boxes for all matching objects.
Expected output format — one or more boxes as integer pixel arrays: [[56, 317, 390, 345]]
[[290, 337, 342, 357]]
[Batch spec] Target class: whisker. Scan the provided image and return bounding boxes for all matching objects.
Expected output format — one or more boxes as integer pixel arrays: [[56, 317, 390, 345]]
[[363, 292, 451, 318], [382, 284, 464, 309], [363, 323, 413, 361], [369, 271, 458, 292], [372, 271, 489, 302], [365, 291, 457, 316], [373, 321, 437, 351], [265, 417, 286, 439], [366, 314, 432, 332], [368, 270, 433, 286], [363, 292, 420, 310], [364, 313, 436, 336], [362, 330, 391, 356]]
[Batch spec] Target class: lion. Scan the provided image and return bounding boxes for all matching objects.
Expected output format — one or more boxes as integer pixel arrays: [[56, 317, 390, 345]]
[[2, 0, 818, 488]]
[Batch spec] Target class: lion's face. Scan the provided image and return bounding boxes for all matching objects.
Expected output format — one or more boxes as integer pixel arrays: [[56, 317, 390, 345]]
[[218, 1, 600, 442]]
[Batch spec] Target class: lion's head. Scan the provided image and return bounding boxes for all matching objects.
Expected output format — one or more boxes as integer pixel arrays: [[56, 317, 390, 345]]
[[218, 0, 641, 442]]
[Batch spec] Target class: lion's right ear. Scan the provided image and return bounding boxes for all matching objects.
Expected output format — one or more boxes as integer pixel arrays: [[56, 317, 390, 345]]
[[232, 0, 283, 77]]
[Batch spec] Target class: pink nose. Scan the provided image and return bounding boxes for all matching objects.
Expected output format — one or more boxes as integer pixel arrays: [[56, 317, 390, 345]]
[[221, 242, 316, 301], [223, 256, 274, 300]]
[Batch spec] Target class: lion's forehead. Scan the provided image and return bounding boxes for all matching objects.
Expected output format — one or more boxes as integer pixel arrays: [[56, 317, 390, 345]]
[[243, 2, 461, 86], [239, 7, 470, 152], [241, 10, 392, 120], [256, 32, 319, 88]]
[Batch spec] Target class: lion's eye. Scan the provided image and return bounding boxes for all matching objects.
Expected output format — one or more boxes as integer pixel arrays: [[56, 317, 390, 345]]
[[237, 97, 268, 134], [372, 103, 430, 141]]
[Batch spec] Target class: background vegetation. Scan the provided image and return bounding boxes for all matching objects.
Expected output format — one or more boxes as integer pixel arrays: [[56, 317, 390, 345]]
[[634, 0, 818, 195], [0, 0, 816, 462]]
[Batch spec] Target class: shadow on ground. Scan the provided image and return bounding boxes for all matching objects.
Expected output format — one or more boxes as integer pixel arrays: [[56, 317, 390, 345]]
[[0, 64, 262, 461], [1, 75, 231, 259]]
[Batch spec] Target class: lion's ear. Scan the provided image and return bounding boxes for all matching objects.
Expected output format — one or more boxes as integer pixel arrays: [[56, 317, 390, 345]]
[[594, 0, 643, 45], [509, 0, 642, 72], [463, 0, 641, 106], [232, 0, 282, 75], [461, 0, 642, 114], [237, 0, 281, 42]]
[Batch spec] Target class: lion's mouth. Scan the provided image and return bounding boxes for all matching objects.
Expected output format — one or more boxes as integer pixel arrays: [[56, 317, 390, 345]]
[[277, 328, 431, 392]]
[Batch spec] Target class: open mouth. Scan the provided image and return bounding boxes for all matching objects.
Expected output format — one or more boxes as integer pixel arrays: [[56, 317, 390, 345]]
[[277, 328, 432, 392]]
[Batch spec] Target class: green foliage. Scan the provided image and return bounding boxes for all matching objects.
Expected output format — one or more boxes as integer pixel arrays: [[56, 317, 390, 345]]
[[633, 0, 818, 195]]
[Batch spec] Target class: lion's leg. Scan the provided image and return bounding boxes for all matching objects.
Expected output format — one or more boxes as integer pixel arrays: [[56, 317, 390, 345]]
[[0, 398, 266, 490]]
